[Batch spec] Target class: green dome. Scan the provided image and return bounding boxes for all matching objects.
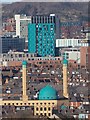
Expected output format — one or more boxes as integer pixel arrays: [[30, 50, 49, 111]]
[[22, 60, 27, 65], [63, 59, 68, 65], [39, 85, 57, 100], [60, 105, 67, 110]]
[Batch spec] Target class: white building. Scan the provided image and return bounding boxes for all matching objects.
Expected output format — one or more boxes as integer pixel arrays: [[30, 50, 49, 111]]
[[0, 51, 36, 63], [61, 48, 80, 63], [15, 14, 31, 42], [56, 38, 89, 48]]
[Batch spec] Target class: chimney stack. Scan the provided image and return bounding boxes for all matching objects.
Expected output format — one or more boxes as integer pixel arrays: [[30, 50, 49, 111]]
[[5, 78, 8, 84]]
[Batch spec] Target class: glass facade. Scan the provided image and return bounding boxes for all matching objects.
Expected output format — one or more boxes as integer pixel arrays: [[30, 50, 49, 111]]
[[1, 37, 25, 53]]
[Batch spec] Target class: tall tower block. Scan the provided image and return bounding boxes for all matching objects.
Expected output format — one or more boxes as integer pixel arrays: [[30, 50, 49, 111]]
[[22, 61, 28, 102], [63, 59, 69, 98]]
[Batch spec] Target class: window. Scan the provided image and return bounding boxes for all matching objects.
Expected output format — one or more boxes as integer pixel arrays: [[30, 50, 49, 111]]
[[60, 110, 62, 112], [44, 113, 46, 116], [8, 103, 10, 105], [36, 113, 38, 116], [48, 107, 50, 111], [39, 62, 42, 64], [40, 113, 43, 116], [47, 97, 49, 99], [44, 107, 46, 111], [15, 54, 17, 57], [40, 107, 42, 111], [27, 54, 29, 57]]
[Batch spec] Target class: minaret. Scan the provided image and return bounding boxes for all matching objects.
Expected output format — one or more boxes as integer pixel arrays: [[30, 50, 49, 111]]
[[63, 59, 69, 98], [22, 61, 28, 102]]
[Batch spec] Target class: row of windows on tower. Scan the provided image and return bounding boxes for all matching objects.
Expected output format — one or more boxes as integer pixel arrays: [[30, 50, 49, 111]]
[[36, 113, 51, 117], [36, 107, 51, 111], [36, 28, 54, 32], [36, 44, 54, 47], [37, 33, 55, 37], [31, 16, 55, 24]]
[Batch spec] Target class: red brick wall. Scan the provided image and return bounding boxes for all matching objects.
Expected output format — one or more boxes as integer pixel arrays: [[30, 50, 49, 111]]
[[80, 47, 87, 67], [8, 61, 22, 66]]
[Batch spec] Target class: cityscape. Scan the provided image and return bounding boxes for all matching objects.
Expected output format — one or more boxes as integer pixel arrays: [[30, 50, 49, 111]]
[[0, 1, 90, 120]]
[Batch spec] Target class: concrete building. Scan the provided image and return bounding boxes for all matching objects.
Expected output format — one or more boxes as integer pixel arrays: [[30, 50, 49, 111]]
[[61, 48, 80, 63], [15, 14, 31, 43], [56, 38, 89, 48], [0, 36, 25, 53], [1, 52, 35, 62]]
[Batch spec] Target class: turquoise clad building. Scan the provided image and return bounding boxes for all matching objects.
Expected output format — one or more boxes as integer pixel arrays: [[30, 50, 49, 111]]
[[28, 23, 55, 57], [28, 15, 57, 57], [28, 24, 36, 53]]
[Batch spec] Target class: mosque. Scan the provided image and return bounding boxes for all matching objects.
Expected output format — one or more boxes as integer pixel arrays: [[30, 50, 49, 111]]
[[39, 85, 57, 100], [0, 59, 69, 117]]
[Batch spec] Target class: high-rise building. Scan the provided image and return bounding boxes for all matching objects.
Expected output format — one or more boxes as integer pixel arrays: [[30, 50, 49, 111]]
[[31, 14, 60, 39], [15, 14, 31, 43], [28, 14, 60, 57], [28, 23, 55, 57]]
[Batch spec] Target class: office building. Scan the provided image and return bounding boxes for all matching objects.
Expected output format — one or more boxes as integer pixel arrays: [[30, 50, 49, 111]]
[[61, 48, 80, 63], [15, 14, 31, 43], [56, 38, 90, 48], [0, 51, 36, 63], [0, 36, 25, 53], [28, 14, 59, 57], [31, 14, 60, 39], [56, 31, 90, 57], [28, 23, 55, 57]]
